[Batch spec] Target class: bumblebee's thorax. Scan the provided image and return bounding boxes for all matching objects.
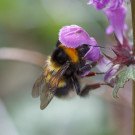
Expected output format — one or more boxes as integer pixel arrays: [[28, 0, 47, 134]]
[[51, 44, 80, 66], [48, 43, 89, 77], [59, 44, 79, 63]]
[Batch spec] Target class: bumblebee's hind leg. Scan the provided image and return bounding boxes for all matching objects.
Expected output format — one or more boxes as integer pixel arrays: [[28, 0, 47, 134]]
[[71, 74, 107, 96], [78, 61, 98, 74], [79, 83, 107, 97]]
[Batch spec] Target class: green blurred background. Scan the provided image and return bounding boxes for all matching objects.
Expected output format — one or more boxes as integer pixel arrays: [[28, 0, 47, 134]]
[[0, 0, 132, 135]]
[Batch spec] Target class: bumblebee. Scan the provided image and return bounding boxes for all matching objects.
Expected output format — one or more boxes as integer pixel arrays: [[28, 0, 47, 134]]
[[32, 41, 104, 110]]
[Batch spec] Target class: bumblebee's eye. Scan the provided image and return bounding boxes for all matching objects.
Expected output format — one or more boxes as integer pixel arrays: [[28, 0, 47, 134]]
[[77, 45, 89, 57], [79, 47, 85, 52]]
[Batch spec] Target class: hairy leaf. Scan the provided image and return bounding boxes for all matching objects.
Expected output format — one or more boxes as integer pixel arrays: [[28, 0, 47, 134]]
[[113, 65, 135, 98]]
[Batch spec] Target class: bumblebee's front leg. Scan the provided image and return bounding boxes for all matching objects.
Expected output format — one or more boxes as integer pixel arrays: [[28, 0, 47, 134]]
[[79, 61, 98, 73], [78, 61, 104, 76], [79, 83, 108, 96]]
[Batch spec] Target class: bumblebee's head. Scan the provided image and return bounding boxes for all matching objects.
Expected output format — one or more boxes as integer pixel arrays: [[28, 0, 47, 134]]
[[76, 44, 89, 57]]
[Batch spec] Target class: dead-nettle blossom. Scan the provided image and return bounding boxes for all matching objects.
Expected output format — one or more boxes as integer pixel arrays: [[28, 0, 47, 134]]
[[97, 36, 135, 84], [87, 0, 110, 10], [87, 0, 133, 87], [59, 25, 101, 62], [59, 25, 103, 77], [88, 0, 128, 44], [87, 0, 124, 10], [104, 5, 128, 44], [58, 24, 134, 86]]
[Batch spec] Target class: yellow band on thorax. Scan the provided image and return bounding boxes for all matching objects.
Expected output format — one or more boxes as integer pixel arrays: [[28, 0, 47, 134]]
[[59, 44, 79, 63]]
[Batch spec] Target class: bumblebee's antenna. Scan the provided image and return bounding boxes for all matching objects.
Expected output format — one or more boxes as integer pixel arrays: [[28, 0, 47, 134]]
[[88, 44, 105, 48], [88, 44, 112, 51]]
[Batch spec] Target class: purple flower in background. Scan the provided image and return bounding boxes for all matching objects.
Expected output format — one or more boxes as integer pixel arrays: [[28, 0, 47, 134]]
[[97, 57, 112, 72], [97, 57, 121, 84], [87, 0, 124, 10], [87, 0, 127, 44], [59, 25, 101, 61], [109, 0, 123, 9], [104, 64, 120, 83], [97, 36, 134, 84], [87, 0, 109, 10], [104, 5, 127, 44]]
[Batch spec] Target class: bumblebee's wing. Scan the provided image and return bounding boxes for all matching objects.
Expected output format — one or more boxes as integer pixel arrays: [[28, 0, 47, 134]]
[[48, 62, 70, 90], [40, 84, 55, 110], [40, 62, 70, 110], [32, 62, 70, 110], [32, 70, 55, 110], [32, 66, 49, 98]]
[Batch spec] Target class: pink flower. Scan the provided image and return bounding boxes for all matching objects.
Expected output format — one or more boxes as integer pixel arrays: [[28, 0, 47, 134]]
[[104, 64, 120, 82], [87, 0, 123, 10], [104, 5, 127, 44], [109, 0, 123, 9], [97, 57, 113, 72], [98, 37, 134, 83], [59, 25, 97, 48], [87, 0, 127, 44], [87, 0, 109, 10], [84, 45, 101, 61], [59, 25, 101, 61]]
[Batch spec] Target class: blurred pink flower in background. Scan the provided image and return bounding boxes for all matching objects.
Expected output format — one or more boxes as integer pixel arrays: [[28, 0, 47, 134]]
[[87, 0, 123, 10], [104, 5, 127, 44]]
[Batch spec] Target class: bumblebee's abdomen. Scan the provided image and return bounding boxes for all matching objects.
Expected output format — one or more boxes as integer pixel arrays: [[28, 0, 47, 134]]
[[55, 78, 74, 98], [45, 57, 74, 97]]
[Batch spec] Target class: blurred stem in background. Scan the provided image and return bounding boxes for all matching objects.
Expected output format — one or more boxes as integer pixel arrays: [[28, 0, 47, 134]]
[[0, 47, 46, 67], [131, 0, 135, 134]]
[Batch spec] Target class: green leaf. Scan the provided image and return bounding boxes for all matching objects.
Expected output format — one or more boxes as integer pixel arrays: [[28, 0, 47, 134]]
[[113, 65, 135, 98]]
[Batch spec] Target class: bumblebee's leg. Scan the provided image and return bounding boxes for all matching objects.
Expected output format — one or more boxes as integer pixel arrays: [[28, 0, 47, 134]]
[[79, 61, 98, 73], [83, 72, 105, 77], [72, 75, 80, 95], [78, 61, 100, 76], [78, 59, 105, 76], [79, 83, 107, 96]]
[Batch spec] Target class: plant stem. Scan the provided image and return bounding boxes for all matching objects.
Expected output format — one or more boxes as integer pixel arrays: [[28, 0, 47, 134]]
[[131, 1, 135, 134], [0, 48, 46, 67]]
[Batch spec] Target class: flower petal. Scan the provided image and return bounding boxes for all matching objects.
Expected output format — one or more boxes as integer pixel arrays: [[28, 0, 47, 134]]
[[84, 45, 101, 61], [87, 0, 110, 10], [106, 25, 114, 34], [59, 25, 97, 48], [104, 5, 127, 44], [109, 0, 123, 9], [97, 57, 113, 72], [87, 0, 93, 5], [104, 64, 120, 82]]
